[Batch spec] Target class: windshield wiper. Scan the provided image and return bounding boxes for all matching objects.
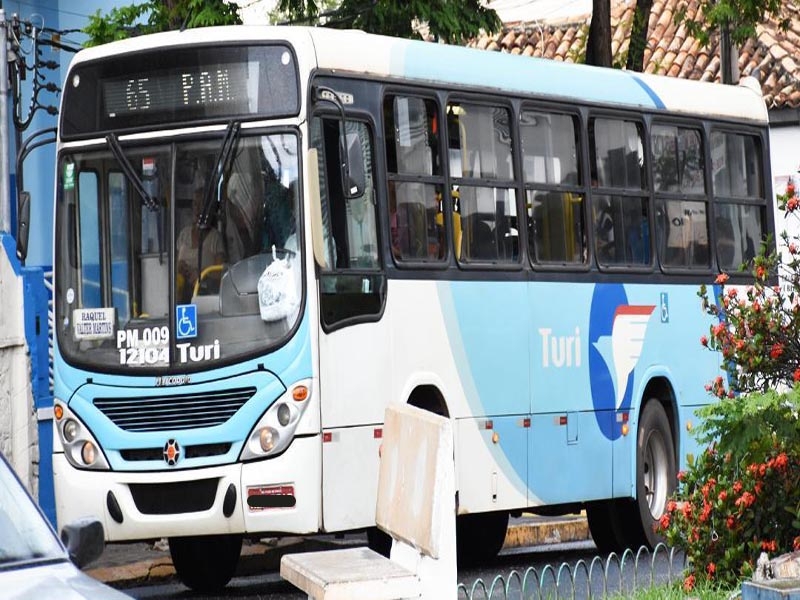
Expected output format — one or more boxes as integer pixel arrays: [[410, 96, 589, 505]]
[[198, 120, 241, 230], [106, 133, 159, 211]]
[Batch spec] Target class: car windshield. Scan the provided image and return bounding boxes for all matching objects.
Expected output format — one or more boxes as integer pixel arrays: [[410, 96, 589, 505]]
[[0, 456, 64, 567]]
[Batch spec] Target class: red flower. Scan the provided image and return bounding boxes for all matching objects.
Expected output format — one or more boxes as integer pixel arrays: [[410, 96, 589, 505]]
[[770, 343, 784, 359], [727, 515, 736, 529], [756, 265, 767, 279], [700, 335, 708, 347], [684, 574, 696, 592], [788, 196, 799, 212], [793, 367, 800, 382], [761, 540, 778, 553], [659, 513, 670, 530], [787, 182, 795, 196], [774, 453, 789, 471], [707, 562, 716, 576], [715, 273, 730, 284], [718, 490, 728, 502], [677, 471, 686, 482], [733, 481, 742, 494], [790, 243, 798, 254], [793, 536, 800, 551]]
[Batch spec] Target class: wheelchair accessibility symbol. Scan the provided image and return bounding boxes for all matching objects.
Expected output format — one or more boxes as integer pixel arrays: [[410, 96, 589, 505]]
[[176, 304, 197, 339]]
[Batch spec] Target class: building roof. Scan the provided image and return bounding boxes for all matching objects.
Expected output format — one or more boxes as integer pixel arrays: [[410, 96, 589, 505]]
[[469, 0, 800, 110]]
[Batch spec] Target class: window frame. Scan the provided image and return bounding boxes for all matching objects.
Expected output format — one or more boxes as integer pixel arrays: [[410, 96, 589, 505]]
[[445, 94, 523, 270]]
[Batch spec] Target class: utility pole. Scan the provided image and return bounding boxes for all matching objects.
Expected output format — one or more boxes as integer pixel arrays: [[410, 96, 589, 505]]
[[0, 9, 9, 233]]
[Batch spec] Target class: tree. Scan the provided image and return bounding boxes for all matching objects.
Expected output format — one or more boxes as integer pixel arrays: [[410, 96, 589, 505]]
[[83, 0, 240, 46], [626, 0, 653, 72], [273, 0, 501, 44], [675, 0, 790, 83], [585, 0, 611, 67]]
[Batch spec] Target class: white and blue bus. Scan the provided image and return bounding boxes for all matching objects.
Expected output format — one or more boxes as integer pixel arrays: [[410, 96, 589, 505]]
[[50, 25, 771, 590]]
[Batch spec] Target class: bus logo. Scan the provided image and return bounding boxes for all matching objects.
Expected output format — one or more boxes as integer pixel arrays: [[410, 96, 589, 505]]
[[589, 285, 655, 440], [176, 304, 197, 339], [163, 439, 181, 466]]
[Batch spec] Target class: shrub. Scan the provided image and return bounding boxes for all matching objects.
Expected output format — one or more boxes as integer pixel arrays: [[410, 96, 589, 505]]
[[659, 388, 800, 588], [660, 180, 800, 590]]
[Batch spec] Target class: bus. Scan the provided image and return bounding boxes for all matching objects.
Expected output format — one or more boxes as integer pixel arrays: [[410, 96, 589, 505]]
[[50, 25, 772, 591]]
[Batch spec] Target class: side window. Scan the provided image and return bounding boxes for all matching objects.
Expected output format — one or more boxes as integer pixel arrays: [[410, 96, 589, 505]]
[[589, 118, 651, 267], [520, 109, 586, 265], [652, 125, 709, 269], [384, 95, 445, 263], [711, 131, 765, 271], [77, 171, 101, 308], [447, 101, 518, 264], [311, 115, 385, 330]]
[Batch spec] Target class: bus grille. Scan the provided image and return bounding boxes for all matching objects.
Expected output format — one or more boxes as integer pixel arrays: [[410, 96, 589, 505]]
[[94, 387, 257, 432], [129, 479, 218, 514]]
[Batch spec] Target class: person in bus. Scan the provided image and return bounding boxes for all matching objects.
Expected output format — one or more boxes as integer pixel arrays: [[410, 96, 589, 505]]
[[176, 189, 226, 303]]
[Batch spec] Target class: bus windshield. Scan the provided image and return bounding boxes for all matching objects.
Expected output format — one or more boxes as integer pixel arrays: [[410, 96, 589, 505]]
[[54, 131, 301, 372]]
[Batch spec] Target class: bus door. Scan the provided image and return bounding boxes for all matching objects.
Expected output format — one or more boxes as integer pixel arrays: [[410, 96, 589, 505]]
[[309, 109, 389, 532]]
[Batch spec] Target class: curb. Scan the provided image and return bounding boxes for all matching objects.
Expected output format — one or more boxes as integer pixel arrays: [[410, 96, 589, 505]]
[[89, 516, 591, 587], [505, 515, 591, 548]]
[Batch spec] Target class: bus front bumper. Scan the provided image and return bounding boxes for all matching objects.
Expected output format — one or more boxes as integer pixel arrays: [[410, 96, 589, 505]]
[[53, 435, 321, 541]]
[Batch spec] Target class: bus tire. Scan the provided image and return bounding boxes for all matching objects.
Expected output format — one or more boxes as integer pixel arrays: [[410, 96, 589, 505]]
[[169, 534, 242, 592], [586, 498, 633, 554], [456, 511, 508, 566], [628, 399, 676, 549]]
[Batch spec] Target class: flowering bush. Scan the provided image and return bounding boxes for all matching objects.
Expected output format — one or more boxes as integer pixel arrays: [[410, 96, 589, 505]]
[[658, 388, 800, 589], [659, 180, 800, 591], [697, 181, 800, 394]]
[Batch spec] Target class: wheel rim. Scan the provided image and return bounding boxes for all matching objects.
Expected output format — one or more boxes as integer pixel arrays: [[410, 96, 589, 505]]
[[643, 430, 669, 519]]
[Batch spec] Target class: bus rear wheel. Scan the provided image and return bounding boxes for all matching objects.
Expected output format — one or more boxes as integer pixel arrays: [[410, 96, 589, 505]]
[[586, 498, 635, 554], [627, 399, 676, 549], [169, 534, 242, 592], [456, 511, 508, 565]]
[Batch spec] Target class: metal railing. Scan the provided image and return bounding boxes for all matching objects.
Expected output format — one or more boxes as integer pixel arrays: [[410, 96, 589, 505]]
[[459, 544, 686, 599]]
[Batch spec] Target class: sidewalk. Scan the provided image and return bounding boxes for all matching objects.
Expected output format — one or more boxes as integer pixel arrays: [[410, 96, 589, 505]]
[[86, 514, 590, 587]]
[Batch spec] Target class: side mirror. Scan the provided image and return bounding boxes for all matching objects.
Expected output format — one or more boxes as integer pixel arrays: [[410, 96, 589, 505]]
[[343, 131, 365, 199], [60, 517, 105, 569], [16, 191, 30, 263]]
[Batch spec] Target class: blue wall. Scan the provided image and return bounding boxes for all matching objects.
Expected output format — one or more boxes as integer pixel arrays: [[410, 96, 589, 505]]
[[2, 0, 112, 268]]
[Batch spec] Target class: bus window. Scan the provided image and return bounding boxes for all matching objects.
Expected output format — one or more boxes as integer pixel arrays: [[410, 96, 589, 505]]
[[652, 125, 709, 269], [447, 102, 518, 264], [77, 171, 101, 308], [384, 95, 445, 263], [589, 118, 650, 267], [109, 172, 131, 323], [311, 116, 384, 329], [711, 131, 765, 271], [520, 109, 586, 265]]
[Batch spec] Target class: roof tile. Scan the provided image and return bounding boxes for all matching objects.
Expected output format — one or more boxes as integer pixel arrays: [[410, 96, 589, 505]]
[[468, 0, 800, 109]]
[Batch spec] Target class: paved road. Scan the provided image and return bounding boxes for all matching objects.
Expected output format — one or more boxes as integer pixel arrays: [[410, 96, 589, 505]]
[[113, 540, 686, 599]]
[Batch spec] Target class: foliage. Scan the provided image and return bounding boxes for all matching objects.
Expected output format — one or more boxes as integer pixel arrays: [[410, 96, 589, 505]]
[[698, 182, 800, 394], [273, 0, 501, 44], [659, 424, 800, 589], [83, 0, 240, 46], [661, 180, 800, 589], [675, 0, 790, 47]]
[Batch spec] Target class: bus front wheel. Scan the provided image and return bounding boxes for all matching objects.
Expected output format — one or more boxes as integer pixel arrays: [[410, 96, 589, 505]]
[[169, 534, 242, 592]]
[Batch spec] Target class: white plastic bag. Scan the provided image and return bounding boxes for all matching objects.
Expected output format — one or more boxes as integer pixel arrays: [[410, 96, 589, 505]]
[[257, 245, 299, 322]]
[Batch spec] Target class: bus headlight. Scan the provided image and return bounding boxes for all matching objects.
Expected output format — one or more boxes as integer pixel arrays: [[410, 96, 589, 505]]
[[54, 401, 110, 471], [240, 381, 312, 461]]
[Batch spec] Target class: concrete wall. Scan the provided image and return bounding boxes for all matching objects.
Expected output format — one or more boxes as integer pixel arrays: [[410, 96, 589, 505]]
[[0, 235, 36, 493]]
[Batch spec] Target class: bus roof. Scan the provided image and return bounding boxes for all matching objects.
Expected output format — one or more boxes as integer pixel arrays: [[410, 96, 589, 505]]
[[71, 25, 768, 124]]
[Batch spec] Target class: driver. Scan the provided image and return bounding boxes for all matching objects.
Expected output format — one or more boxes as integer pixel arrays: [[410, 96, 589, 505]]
[[176, 190, 225, 303]]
